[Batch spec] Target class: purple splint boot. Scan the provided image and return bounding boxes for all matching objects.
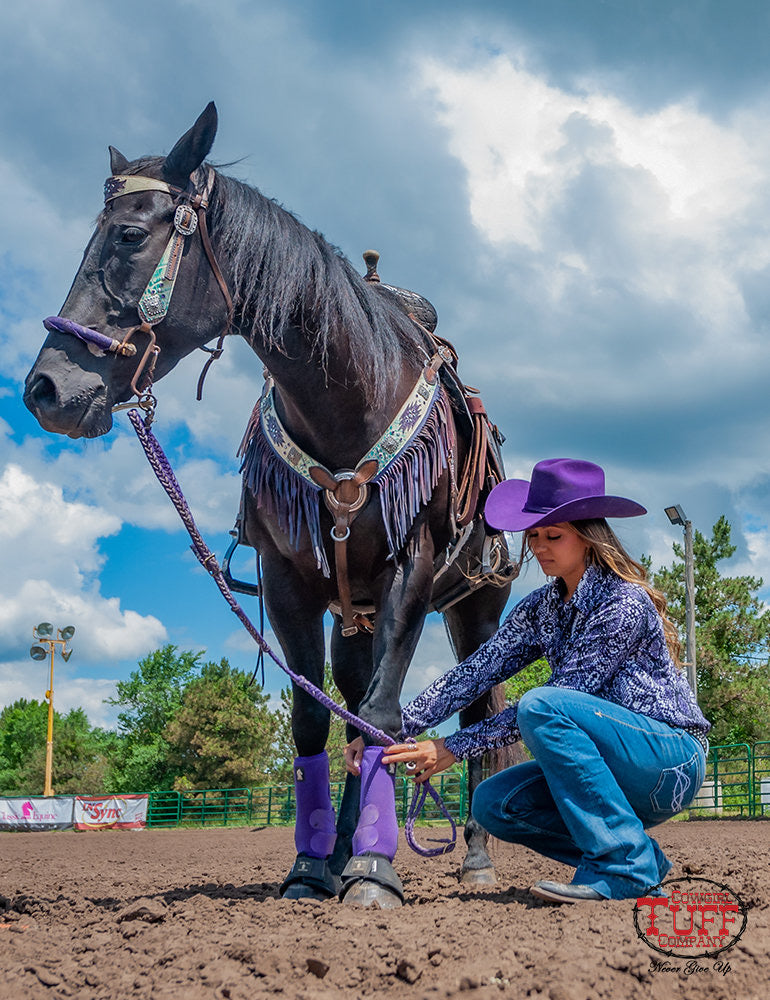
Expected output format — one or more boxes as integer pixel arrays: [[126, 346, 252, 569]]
[[351, 746, 399, 861], [293, 752, 337, 858]]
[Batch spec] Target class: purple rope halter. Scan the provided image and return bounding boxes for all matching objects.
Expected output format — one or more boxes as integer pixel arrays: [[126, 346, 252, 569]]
[[44, 316, 138, 356], [126, 408, 456, 857]]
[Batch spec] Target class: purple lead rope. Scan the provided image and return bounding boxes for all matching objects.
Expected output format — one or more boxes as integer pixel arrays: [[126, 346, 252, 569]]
[[127, 408, 455, 856]]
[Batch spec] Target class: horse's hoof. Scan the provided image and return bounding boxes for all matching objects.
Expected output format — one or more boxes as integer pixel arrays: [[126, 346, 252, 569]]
[[279, 854, 338, 901], [338, 853, 405, 908], [280, 882, 332, 902], [460, 866, 497, 887], [341, 879, 403, 909]]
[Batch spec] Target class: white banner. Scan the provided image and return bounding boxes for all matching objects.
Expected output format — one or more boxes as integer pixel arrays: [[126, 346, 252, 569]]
[[0, 796, 74, 830], [73, 794, 148, 830]]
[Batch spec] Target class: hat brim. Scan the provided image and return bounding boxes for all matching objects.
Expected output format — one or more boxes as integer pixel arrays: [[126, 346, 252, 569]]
[[484, 478, 647, 532]]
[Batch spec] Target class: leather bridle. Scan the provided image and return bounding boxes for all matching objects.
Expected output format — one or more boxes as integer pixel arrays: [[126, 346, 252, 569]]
[[44, 167, 233, 418]]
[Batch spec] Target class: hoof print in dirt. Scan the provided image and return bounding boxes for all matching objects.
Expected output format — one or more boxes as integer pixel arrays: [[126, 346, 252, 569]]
[[339, 853, 404, 909], [115, 897, 167, 923], [460, 866, 497, 887], [25, 966, 61, 988], [306, 957, 330, 979], [396, 958, 422, 984], [280, 854, 339, 901]]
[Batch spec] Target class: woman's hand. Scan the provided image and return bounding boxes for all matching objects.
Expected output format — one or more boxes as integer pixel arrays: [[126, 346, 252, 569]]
[[382, 738, 457, 784], [344, 736, 365, 775]]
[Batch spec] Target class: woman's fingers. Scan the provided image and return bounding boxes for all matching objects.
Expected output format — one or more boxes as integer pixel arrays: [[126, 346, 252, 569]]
[[348, 738, 457, 782], [344, 736, 365, 775], [382, 744, 422, 762]]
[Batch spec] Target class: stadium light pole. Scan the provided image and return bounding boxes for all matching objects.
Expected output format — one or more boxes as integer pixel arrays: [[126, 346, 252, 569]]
[[664, 505, 697, 700], [29, 623, 75, 796]]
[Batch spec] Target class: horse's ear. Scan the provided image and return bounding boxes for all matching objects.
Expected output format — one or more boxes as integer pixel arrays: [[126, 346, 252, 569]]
[[109, 146, 129, 175], [162, 102, 218, 185]]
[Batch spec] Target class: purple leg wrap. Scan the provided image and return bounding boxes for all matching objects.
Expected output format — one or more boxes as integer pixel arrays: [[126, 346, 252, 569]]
[[293, 752, 337, 858], [352, 746, 399, 861]]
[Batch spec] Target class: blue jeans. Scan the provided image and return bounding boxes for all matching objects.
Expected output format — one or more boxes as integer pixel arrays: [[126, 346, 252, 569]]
[[471, 687, 706, 900]]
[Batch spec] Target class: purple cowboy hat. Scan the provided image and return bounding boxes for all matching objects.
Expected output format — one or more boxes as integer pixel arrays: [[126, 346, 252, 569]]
[[485, 458, 646, 531]]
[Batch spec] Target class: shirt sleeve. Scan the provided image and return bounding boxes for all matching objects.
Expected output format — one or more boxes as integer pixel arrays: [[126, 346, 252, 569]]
[[443, 704, 522, 760], [400, 589, 544, 738]]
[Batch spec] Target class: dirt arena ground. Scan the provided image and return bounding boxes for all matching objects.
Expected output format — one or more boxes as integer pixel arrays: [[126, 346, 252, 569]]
[[0, 820, 766, 999]]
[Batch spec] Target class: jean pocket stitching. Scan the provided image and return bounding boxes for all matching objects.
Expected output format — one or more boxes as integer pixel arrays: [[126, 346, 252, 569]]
[[649, 752, 699, 813]]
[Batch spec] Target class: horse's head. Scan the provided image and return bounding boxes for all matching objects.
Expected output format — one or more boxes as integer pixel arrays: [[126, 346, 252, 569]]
[[24, 103, 229, 438]]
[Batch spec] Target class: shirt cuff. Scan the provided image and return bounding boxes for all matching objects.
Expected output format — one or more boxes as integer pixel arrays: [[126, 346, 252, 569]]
[[444, 730, 484, 761]]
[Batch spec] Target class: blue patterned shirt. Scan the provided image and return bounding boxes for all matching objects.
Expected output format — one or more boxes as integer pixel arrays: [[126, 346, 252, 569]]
[[401, 564, 710, 760]]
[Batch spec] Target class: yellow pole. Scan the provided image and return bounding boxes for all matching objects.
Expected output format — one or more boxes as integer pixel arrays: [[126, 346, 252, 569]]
[[43, 640, 55, 797]]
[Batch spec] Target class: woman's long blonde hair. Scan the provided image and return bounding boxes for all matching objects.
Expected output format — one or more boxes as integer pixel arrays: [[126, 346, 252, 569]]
[[522, 518, 682, 665]]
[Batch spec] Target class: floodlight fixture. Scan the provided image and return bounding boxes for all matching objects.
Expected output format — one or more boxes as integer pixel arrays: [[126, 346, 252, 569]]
[[664, 505, 687, 527], [28, 620, 76, 796]]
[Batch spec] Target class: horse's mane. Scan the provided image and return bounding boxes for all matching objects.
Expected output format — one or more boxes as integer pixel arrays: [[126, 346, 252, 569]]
[[112, 157, 427, 404], [211, 171, 428, 403]]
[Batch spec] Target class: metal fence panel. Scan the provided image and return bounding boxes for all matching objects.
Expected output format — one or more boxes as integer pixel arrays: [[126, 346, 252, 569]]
[[753, 741, 770, 817], [147, 791, 181, 826], [146, 746, 768, 828], [689, 743, 753, 817]]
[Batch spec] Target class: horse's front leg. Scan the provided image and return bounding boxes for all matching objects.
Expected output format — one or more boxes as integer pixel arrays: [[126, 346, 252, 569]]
[[259, 553, 338, 901], [339, 518, 435, 909], [327, 627, 372, 878]]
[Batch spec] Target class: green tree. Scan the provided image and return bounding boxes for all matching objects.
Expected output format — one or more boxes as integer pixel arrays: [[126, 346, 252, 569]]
[[504, 658, 552, 705], [0, 700, 116, 795], [272, 663, 350, 783], [0, 699, 50, 793], [164, 659, 278, 788], [652, 515, 770, 745], [107, 644, 202, 792]]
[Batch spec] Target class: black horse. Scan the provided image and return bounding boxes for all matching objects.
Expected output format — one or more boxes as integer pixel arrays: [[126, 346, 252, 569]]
[[24, 104, 515, 907]]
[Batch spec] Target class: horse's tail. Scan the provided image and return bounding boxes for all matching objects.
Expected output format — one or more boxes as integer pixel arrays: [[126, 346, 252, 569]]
[[486, 682, 528, 773]]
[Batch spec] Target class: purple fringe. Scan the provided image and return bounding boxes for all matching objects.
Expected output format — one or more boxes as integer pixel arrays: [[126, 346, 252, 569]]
[[239, 430, 330, 576], [374, 389, 454, 556], [239, 388, 454, 572]]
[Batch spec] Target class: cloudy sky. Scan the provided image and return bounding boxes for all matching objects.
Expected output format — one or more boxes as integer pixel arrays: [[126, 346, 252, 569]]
[[2, 0, 770, 729]]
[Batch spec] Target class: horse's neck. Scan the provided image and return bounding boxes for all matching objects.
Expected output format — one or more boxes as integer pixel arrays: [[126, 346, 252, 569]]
[[243, 326, 417, 470]]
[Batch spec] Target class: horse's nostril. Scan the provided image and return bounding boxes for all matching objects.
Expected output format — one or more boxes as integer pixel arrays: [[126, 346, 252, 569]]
[[27, 373, 58, 410]]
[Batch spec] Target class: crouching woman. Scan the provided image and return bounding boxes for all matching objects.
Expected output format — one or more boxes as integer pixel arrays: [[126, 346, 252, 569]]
[[361, 459, 710, 903]]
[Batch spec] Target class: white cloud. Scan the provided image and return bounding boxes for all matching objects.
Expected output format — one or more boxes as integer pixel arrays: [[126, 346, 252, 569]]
[[418, 51, 770, 400], [0, 462, 166, 681], [0, 156, 96, 380], [421, 53, 762, 252], [0, 663, 119, 729]]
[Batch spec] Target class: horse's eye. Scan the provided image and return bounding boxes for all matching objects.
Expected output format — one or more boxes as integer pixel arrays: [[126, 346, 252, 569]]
[[119, 227, 148, 245]]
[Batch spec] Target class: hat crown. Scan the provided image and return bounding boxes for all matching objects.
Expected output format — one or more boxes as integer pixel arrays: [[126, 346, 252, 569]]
[[523, 459, 605, 514]]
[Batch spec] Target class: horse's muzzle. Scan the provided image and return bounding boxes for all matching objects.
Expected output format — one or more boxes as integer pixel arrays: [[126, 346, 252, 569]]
[[24, 349, 113, 438]]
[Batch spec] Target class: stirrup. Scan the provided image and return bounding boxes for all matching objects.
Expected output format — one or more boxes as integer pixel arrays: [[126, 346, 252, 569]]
[[279, 853, 339, 898], [338, 851, 404, 903]]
